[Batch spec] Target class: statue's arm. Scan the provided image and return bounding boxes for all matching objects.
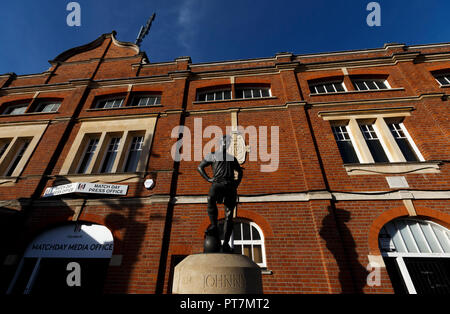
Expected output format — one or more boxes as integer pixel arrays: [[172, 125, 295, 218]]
[[235, 160, 243, 187], [197, 159, 213, 183]]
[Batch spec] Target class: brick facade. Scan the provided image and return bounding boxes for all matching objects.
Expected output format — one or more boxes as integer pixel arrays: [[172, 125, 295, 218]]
[[0, 32, 449, 294]]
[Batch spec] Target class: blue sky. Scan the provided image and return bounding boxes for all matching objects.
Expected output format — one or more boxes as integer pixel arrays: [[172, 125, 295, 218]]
[[0, 0, 449, 75]]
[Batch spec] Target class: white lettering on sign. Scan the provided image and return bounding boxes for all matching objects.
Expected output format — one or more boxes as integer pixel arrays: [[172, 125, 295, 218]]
[[30, 243, 113, 252], [43, 182, 128, 197], [24, 224, 114, 259]]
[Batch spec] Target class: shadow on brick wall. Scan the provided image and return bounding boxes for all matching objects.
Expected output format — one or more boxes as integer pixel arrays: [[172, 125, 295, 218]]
[[320, 206, 369, 294]]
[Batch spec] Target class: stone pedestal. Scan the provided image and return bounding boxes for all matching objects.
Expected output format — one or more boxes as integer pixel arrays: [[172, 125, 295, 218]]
[[172, 253, 263, 294]]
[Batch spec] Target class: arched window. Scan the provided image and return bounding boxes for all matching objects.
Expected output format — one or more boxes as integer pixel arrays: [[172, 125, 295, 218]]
[[218, 219, 267, 267], [379, 218, 450, 294]]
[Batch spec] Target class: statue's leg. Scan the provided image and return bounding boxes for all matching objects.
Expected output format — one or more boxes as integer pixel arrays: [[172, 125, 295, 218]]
[[206, 184, 219, 234], [222, 186, 237, 253]]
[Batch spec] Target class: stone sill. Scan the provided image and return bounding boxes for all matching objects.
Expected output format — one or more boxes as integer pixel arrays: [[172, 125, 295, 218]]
[[309, 87, 405, 97], [344, 161, 442, 176], [0, 176, 19, 186], [86, 105, 163, 112], [0, 111, 59, 118]]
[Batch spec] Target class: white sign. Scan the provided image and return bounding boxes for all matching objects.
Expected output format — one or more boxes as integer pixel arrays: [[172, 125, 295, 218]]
[[24, 224, 114, 258], [43, 182, 128, 197]]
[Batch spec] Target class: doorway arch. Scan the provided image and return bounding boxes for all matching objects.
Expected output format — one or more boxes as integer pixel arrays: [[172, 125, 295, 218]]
[[379, 218, 450, 294], [7, 223, 114, 295]]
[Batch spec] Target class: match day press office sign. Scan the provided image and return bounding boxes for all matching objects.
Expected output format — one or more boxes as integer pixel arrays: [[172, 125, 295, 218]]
[[43, 182, 128, 197]]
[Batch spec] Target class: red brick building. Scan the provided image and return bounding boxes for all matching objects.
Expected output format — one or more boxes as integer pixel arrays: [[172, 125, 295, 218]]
[[1, 31, 449, 294]]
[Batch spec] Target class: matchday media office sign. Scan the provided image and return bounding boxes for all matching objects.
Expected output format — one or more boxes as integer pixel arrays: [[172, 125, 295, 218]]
[[43, 182, 128, 197]]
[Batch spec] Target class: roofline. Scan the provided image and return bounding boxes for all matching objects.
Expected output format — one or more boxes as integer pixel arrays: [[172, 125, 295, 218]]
[[49, 31, 140, 65]]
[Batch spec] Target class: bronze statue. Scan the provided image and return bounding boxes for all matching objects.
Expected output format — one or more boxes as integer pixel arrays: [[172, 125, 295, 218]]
[[197, 135, 243, 253]]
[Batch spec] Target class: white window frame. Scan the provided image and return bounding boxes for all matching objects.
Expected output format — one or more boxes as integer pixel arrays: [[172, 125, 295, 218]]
[[99, 136, 122, 174], [0, 123, 47, 181], [60, 117, 156, 177], [221, 220, 267, 268], [129, 95, 161, 107], [75, 137, 100, 174], [3, 140, 30, 177], [353, 79, 391, 91], [95, 97, 125, 109], [359, 122, 394, 163], [35, 101, 61, 113], [325, 113, 424, 164], [387, 122, 425, 162], [3, 103, 29, 115], [434, 73, 450, 86], [122, 135, 145, 173], [332, 124, 362, 163], [235, 87, 271, 99], [379, 218, 450, 294], [197, 89, 232, 102], [310, 81, 347, 94]]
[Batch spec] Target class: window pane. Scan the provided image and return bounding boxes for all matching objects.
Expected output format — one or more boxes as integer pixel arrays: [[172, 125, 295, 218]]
[[138, 97, 149, 106], [436, 77, 449, 85], [365, 80, 377, 90], [360, 124, 389, 162], [243, 89, 252, 98], [337, 141, 359, 163], [309, 85, 317, 94], [334, 83, 345, 92], [324, 83, 335, 93], [396, 138, 419, 162], [124, 136, 144, 172], [224, 90, 231, 100], [100, 137, 120, 173], [37, 102, 60, 113], [388, 123, 419, 162], [242, 223, 251, 240], [332, 126, 359, 163], [5, 105, 27, 115], [253, 245, 263, 264], [5, 141, 29, 176], [206, 93, 214, 101], [354, 81, 367, 91], [235, 89, 243, 99], [395, 220, 419, 253], [408, 221, 431, 253], [77, 138, 99, 174], [153, 96, 161, 105], [233, 223, 242, 240], [375, 81, 388, 89], [252, 89, 262, 98], [243, 245, 252, 259], [261, 89, 270, 97], [0, 141, 10, 159], [252, 226, 261, 240], [198, 93, 206, 102], [366, 139, 389, 162], [215, 92, 223, 101], [316, 85, 326, 93]]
